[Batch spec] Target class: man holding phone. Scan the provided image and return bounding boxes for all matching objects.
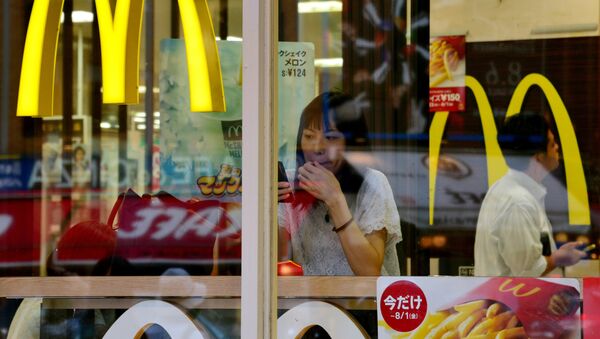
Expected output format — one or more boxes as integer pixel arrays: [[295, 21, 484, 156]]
[[474, 113, 586, 276]]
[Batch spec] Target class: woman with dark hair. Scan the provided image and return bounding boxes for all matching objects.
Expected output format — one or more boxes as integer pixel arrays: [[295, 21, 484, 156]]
[[278, 92, 402, 276]]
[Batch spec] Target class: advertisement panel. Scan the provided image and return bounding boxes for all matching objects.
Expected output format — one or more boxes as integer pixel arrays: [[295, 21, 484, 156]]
[[429, 36, 466, 112], [378, 277, 581, 338], [429, 74, 590, 226]]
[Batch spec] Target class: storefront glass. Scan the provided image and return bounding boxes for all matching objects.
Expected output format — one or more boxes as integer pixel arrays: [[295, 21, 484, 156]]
[[275, 0, 600, 337], [3, 0, 600, 338], [1, 0, 244, 337]]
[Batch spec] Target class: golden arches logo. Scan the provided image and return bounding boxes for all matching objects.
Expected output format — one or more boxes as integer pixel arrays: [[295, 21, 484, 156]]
[[102, 300, 367, 338], [498, 279, 541, 298], [429, 74, 590, 226], [102, 300, 210, 338], [17, 0, 225, 117], [277, 301, 368, 338]]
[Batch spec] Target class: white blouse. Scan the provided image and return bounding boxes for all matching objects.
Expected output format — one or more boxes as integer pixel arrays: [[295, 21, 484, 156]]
[[474, 169, 556, 277], [278, 168, 402, 275]]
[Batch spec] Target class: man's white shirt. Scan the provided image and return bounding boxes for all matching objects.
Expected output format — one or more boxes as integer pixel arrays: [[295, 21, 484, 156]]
[[474, 169, 556, 276]]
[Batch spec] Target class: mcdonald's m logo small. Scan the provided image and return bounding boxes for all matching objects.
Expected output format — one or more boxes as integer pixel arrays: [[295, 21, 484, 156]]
[[429, 74, 590, 226], [17, 0, 226, 117], [227, 125, 242, 138], [498, 279, 541, 298]]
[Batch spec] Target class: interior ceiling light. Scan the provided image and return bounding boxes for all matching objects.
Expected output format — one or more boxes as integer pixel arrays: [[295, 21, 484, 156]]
[[215, 36, 243, 41], [60, 11, 95, 24], [138, 86, 160, 94], [298, 1, 342, 14], [315, 58, 343, 68]]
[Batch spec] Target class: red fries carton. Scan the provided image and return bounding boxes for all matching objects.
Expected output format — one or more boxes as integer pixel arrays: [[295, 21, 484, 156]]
[[378, 277, 581, 339]]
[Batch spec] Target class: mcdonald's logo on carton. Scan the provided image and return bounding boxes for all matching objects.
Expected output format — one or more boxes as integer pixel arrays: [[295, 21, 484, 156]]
[[17, 0, 226, 117], [429, 73, 590, 226]]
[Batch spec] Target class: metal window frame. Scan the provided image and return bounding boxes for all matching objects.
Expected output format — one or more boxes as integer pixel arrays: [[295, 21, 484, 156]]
[[241, 0, 278, 337]]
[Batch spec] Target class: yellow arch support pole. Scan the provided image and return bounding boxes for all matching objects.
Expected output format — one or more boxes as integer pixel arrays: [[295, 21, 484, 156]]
[[506, 73, 590, 225], [16, 0, 64, 117], [96, 0, 144, 104], [178, 0, 226, 112]]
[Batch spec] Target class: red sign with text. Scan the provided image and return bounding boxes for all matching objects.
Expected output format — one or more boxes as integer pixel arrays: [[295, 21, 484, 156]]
[[429, 35, 466, 112], [378, 277, 581, 338]]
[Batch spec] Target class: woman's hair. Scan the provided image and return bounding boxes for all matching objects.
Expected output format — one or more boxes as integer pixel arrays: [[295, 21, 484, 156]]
[[293, 92, 370, 202], [295, 91, 370, 170]]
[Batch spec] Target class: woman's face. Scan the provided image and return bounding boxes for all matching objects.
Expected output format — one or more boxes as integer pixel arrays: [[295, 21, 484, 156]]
[[301, 124, 346, 173]]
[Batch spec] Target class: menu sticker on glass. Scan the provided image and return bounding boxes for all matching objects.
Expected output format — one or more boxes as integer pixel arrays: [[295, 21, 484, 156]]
[[378, 277, 581, 339], [429, 35, 466, 112]]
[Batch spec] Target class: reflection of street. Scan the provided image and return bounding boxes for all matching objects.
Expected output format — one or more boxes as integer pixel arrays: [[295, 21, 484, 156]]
[[348, 149, 594, 232]]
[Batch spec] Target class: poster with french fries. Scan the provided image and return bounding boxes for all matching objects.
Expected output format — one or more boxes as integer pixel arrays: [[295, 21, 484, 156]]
[[429, 35, 466, 112], [378, 277, 581, 339]]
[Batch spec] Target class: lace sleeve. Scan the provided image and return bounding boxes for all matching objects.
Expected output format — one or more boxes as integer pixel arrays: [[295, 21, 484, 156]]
[[355, 169, 402, 245], [278, 202, 289, 232]]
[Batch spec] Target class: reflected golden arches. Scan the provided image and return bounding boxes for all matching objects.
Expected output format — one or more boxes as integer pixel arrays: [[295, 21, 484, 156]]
[[429, 74, 590, 226], [96, 0, 145, 104], [277, 301, 368, 338], [506, 73, 589, 225], [102, 300, 209, 338], [16, 0, 63, 117], [17, 0, 225, 116], [429, 76, 508, 225], [178, 0, 226, 112]]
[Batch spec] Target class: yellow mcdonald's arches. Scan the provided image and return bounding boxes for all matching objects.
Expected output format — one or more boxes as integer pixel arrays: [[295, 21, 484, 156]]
[[429, 74, 590, 225], [429, 76, 508, 225], [16, 0, 63, 117], [96, 0, 144, 104], [429, 111, 449, 226], [17, 0, 225, 116], [102, 300, 210, 338], [178, 0, 226, 112], [498, 279, 541, 298], [277, 301, 368, 338], [506, 74, 590, 225]]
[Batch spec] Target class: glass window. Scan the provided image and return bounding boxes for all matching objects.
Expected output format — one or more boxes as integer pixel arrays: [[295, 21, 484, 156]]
[[1, 0, 244, 337], [276, 0, 600, 336]]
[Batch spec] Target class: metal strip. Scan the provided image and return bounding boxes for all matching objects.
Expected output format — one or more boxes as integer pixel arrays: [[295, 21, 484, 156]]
[[144, 0, 155, 189], [241, 0, 277, 336]]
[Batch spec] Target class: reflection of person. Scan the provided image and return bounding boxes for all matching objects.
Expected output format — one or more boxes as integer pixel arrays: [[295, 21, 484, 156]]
[[277, 92, 402, 276], [474, 113, 585, 276], [72, 145, 90, 186]]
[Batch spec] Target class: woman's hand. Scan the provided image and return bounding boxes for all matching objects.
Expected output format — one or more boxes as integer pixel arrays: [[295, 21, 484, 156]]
[[297, 162, 343, 206], [278, 181, 293, 202]]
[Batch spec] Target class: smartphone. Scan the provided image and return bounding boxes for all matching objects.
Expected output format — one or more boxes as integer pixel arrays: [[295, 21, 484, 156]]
[[278, 161, 294, 203], [278, 161, 289, 183], [583, 244, 596, 252]]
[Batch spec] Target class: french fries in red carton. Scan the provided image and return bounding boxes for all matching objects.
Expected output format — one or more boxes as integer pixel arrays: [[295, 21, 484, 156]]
[[378, 277, 581, 339]]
